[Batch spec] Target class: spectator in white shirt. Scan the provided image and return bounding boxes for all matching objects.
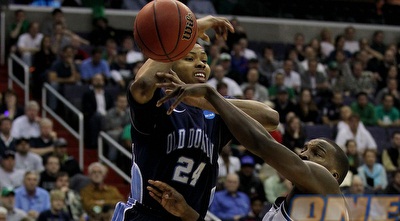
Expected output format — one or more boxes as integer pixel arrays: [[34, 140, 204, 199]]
[[121, 36, 144, 64], [343, 26, 360, 55], [240, 68, 269, 102], [238, 37, 257, 60], [335, 114, 377, 154], [11, 101, 41, 139], [0, 150, 25, 190], [17, 22, 43, 66], [14, 138, 44, 173], [272, 60, 301, 92], [207, 65, 243, 98]]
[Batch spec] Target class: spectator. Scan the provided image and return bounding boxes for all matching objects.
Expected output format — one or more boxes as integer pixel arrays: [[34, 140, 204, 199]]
[[240, 68, 269, 102], [238, 37, 257, 60], [357, 149, 388, 193], [268, 72, 296, 102], [71, 35, 89, 64], [0, 118, 16, 156], [337, 105, 353, 131], [381, 131, 400, 174], [300, 58, 328, 96], [272, 86, 297, 123], [121, 36, 144, 64], [217, 144, 241, 184], [345, 61, 376, 97], [82, 74, 114, 149], [209, 173, 250, 221], [241, 197, 265, 221], [327, 35, 352, 63], [51, 138, 81, 178], [31, 36, 57, 100], [375, 94, 400, 127], [289, 33, 306, 62], [0, 187, 27, 221], [370, 30, 386, 55], [321, 91, 344, 126], [80, 47, 111, 83], [89, 17, 117, 46], [37, 190, 71, 221], [343, 26, 360, 54], [282, 116, 306, 154], [230, 41, 248, 83], [259, 46, 281, 87], [335, 114, 377, 153], [102, 38, 118, 65], [343, 175, 373, 195], [9, 9, 30, 50], [0, 207, 6, 221], [384, 169, 400, 194], [30, 118, 57, 156], [0, 89, 24, 120], [272, 60, 301, 92], [0, 150, 25, 190], [54, 172, 85, 221], [50, 22, 72, 55], [47, 45, 81, 110], [80, 162, 124, 220], [17, 22, 43, 66], [10, 101, 41, 139], [218, 52, 241, 85], [14, 138, 44, 173], [102, 93, 130, 161], [374, 49, 398, 92], [39, 155, 60, 192], [326, 61, 348, 93], [41, 8, 66, 36], [350, 92, 377, 126], [375, 78, 400, 107], [207, 64, 243, 98], [264, 173, 291, 204], [14, 171, 51, 219], [299, 46, 326, 75], [237, 155, 266, 203], [294, 88, 320, 125], [345, 139, 361, 175], [110, 50, 133, 88], [319, 28, 335, 59]]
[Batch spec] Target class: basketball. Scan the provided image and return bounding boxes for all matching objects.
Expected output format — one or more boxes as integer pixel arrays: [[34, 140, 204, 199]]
[[133, 0, 198, 62]]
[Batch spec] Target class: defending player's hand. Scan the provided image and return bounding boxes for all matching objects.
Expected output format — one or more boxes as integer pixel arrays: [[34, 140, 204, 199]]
[[155, 69, 185, 94], [155, 83, 215, 115], [197, 16, 234, 42], [147, 180, 199, 220]]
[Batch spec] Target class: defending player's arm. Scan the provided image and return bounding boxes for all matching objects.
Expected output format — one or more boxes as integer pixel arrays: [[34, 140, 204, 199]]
[[157, 83, 340, 194]]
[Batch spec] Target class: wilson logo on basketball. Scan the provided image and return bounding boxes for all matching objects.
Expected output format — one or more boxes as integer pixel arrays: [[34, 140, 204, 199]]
[[182, 13, 194, 40]]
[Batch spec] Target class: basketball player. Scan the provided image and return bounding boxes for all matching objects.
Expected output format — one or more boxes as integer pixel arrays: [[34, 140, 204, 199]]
[[111, 16, 279, 221], [149, 83, 350, 221]]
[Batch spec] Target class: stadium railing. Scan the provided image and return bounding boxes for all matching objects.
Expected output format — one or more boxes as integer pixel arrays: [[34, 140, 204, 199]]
[[8, 53, 29, 107], [98, 131, 131, 183], [42, 82, 84, 169]]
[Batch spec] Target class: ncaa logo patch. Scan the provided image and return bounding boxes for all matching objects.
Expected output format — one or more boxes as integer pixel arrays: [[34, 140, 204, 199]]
[[203, 110, 215, 119]]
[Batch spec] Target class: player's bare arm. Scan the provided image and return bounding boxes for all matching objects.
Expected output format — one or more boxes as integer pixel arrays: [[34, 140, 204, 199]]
[[157, 83, 341, 195]]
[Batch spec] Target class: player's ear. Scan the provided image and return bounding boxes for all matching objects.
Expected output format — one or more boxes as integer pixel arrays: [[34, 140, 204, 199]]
[[332, 171, 339, 181]]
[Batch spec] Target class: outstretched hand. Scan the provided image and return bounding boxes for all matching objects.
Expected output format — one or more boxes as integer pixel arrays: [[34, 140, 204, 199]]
[[155, 69, 185, 94], [155, 83, 214, 114], [147, 180, 199, 220], [197, 16, 234, 42]]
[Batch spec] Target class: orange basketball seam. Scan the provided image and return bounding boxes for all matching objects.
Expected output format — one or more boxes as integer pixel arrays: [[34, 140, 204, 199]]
[[153, 0, 173, 62]]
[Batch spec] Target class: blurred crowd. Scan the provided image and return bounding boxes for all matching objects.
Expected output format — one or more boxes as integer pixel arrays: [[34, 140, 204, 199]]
[[1, 4, 400, 221]]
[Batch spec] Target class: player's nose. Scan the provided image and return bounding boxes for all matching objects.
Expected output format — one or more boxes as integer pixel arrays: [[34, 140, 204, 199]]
[[299, 153, 309, 160], [195, 60, 206, 69]]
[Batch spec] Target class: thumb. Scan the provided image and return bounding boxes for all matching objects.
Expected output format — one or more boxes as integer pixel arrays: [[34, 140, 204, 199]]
[[198, 33, 210, 43]]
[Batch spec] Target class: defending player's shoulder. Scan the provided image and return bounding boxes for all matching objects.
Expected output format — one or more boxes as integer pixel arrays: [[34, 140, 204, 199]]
[[298, 161, 341, 195]]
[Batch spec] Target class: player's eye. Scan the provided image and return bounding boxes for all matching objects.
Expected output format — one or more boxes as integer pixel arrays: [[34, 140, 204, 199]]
[[201, 59, 207, 63], [185, 57, 194, 61]]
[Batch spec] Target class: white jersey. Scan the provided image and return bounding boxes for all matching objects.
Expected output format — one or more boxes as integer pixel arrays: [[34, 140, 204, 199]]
[[263, 197, 293, 221]]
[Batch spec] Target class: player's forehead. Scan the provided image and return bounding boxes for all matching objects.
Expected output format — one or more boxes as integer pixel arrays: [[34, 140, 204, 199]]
[[307, 139, 332, 151], [189, 44, 206, 55]]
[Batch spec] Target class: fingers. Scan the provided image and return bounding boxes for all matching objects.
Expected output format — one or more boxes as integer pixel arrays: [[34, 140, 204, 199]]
[[156, 86, 181, 107]]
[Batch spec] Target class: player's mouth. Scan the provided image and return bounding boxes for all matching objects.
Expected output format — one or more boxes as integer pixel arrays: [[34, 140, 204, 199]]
[[194, 72, 206, 82]]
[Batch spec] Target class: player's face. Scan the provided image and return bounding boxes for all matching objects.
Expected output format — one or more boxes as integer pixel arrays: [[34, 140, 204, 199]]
[[299, 139, 336, 173], [172, 44, 210, 84]]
